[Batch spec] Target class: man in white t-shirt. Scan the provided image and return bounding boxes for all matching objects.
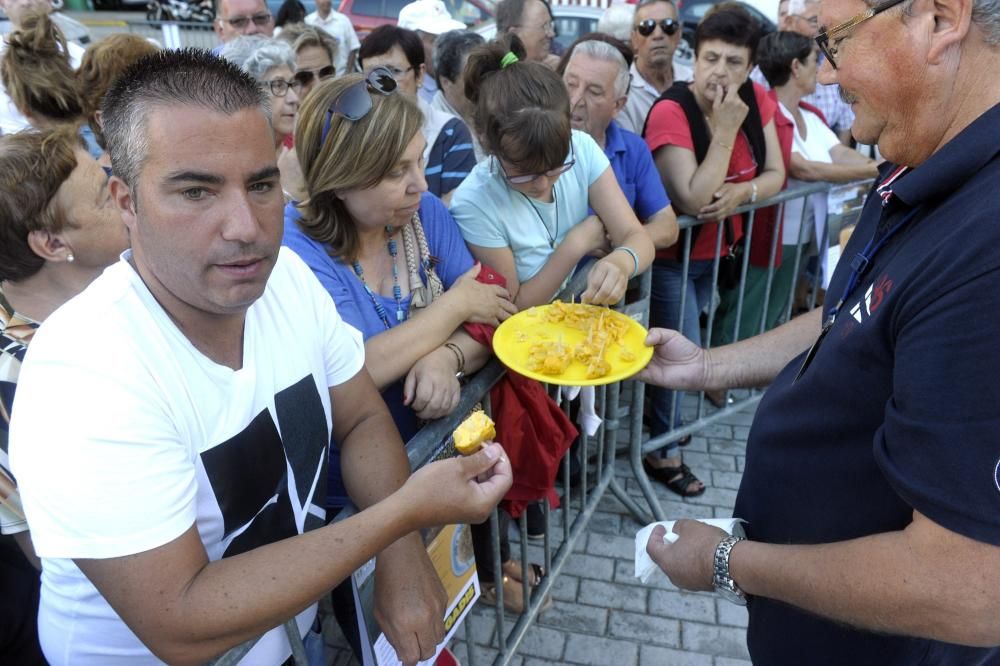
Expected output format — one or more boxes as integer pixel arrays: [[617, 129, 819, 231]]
[[618, 0, 693, 136], [305, 0, 360, 75], [9, 48, 512, 666]]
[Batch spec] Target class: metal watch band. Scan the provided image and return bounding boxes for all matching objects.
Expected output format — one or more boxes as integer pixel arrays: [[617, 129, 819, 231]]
[[713, 535, 747, 605]]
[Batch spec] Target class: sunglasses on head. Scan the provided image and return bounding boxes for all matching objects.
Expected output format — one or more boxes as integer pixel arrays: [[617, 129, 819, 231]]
[[320, 67, 398, 145], [293, 65, 336, 88], [635, 18, 679, 37]]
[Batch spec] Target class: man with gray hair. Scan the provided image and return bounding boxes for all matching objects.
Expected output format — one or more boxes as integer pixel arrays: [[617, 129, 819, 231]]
[[8, 48, 512, 666], [618, 0, 692, 134], [562, 37, 679, 249], [642, 0, 1000, 660]]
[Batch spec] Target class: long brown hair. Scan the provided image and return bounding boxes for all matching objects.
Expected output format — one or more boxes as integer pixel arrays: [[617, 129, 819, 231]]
[[0, 11, 82, 123], [295, 74, 424, 262], [463, 33, 570, 174]]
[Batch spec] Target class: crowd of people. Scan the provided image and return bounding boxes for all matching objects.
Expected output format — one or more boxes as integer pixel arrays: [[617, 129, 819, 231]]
[[1, 0, 998, 663]]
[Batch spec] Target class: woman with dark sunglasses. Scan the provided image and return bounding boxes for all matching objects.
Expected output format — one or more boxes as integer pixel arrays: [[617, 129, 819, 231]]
[[640, 5, 786, 497], [451, 34, 654, 310]]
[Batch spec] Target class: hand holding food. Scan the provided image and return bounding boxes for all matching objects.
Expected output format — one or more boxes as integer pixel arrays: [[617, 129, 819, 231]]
[[453, 409, 496, 455]]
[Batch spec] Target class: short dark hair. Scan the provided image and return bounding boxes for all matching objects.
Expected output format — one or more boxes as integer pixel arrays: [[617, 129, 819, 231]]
[[433, 29, 484, 88], [358, 25, 425, 70], [0, 126, 82, 283], [275, 0, 306, 26], [464, 34, 570, 173], [757, 31, 814, 87], [102, 49, 269, 192], [695, 2, 763, 64]]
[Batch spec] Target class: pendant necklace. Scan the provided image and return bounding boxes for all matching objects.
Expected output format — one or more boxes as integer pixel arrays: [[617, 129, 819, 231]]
[[352, 226, 405, 329], [518, 188, 559, 249]]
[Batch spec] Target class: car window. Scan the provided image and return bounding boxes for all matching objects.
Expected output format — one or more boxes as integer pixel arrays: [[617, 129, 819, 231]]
[[385, 0, 411, 17], [350, 0, 383, 17], [553, 17, 598, 50]]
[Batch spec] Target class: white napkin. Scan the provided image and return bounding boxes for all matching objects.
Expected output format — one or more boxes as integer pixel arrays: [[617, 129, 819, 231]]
[[555, 385, 602, 437], [634, 518, 746, 584]]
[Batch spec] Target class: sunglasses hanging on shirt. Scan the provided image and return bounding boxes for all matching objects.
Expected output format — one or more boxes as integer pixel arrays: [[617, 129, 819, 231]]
[[635, 18, 679, 37]]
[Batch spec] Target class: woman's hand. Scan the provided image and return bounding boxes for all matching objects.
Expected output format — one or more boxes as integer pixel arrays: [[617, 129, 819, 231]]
[[581, 257, 628, 305], [698, 181, 750, 221], [403, 348, 462, 420], [711, 84, 749, 138], [447, 263, 518, 326]]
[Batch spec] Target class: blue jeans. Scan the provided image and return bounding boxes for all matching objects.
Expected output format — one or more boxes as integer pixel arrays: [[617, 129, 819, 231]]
[[647, 260, 716, 457]]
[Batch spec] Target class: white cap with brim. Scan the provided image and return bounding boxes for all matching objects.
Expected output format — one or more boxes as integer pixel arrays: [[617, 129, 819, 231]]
[[398, 0, 467, 35]]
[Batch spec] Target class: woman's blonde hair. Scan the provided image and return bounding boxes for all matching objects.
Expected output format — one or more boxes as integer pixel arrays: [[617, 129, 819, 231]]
[[295, 74, 424, 262]]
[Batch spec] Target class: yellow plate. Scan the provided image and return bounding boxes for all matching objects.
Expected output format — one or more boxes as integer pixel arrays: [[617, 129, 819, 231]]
[[493, 304, 654, 386]]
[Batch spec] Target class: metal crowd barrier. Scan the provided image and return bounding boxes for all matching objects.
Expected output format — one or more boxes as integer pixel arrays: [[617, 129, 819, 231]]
[[209, 179, 871, 665], [79, 18, 218, 49]]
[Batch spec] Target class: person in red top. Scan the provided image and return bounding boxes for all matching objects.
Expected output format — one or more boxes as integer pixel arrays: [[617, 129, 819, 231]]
[[641, 4, 785, 496]]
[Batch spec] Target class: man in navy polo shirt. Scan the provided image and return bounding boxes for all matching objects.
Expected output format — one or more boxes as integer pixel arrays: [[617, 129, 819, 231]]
[[637, 0, 1000, 661], [562, 38, 679, 249]]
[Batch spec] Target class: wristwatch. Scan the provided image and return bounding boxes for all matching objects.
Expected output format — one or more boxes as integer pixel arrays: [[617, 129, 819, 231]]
[[713, 535, 748, 606]]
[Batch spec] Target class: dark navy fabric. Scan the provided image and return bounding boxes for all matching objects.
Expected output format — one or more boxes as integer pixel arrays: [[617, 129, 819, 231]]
[[734, 102, 1000, 665]]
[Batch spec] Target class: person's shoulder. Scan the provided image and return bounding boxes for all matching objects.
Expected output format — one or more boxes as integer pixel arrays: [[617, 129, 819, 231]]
[[419, 190, 452, 221], [752, 81, 777, 117], [616, 123, 652, 153], [572, 128, 604, 158]]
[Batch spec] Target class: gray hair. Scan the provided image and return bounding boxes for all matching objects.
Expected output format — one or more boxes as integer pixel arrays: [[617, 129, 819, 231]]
[[101, 48, 270, 194], [972, 0, 1000, 45], [432, 29, 485, 87], [276, 23, 339, 61], [222, 35, 297, 81], [572, 39, 630, 98], [597, 3, 635, 42]]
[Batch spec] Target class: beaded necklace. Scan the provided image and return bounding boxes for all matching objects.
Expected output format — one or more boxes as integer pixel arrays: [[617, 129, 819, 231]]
[[352, 226, 405, 329]]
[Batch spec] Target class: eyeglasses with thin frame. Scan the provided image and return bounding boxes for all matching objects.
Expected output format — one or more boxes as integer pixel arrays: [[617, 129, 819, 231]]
[[320, 66, 398, 144], [294, 65, 336, 88], [815, 0, 907, 69], [219, 12, 272, 29], [635, 18, 679, 37], [498, 143, 576, 185], [263, 77, 303, 97]]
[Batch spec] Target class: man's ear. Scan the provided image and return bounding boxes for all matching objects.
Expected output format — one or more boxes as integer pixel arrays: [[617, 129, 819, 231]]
[[27, 229, 73, 264], [109, 176, 139, 233], [613, 94, 628, 116], [926, 0, 973, 64]]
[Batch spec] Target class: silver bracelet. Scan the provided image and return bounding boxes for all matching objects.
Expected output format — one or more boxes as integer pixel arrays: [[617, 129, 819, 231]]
[[613, 246, 640, 278]]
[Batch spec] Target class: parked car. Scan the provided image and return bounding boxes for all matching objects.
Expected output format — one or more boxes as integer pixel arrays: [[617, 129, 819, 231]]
[[473, 3, 601, 54]]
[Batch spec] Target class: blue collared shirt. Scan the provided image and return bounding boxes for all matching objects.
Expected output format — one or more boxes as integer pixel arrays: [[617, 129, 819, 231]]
[[600, 121, 670, 221]]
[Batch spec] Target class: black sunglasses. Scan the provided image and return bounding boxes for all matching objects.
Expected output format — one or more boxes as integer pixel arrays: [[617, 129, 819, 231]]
[[320, 67, 398, 144], [635, 18, 679, 37], [294, 65, 336, 87]]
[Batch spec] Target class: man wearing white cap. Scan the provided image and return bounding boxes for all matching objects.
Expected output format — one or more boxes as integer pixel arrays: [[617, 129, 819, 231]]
[[398, 0, 465, 103]]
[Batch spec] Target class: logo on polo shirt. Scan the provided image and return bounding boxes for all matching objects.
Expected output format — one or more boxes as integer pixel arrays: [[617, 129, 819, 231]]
[[850, 273, 894, 324]]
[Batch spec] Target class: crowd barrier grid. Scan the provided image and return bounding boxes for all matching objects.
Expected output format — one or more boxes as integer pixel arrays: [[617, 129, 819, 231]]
[[207, 179, 872, 665]]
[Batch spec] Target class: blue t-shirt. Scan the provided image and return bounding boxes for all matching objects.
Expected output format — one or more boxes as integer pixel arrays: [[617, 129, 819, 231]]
[[735, 103, 1000, 664], [283, 192, 475, 508], [450, 129, 610, 283], [600, 121, 670, 222]]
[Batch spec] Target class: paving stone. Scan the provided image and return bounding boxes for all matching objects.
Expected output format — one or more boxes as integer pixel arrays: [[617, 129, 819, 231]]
[[698, 423, 734, 439], [563, 632, 639, 666], [685, 486, 738, 509], [466, 611, 498, 645], [681, 622, 750, 658], [578, 579, 648, 612], [585, 510, 622, 535], [678, 450, 738, 473], [711, 470, 744, 490], [715, 658, 753, 666], [514, 624, 567, 660], [716, 600, 749, 628], [585, 532, 635, 560], [608, 609, 680, 647], [614, 558, 677, 591], [639, 644, 713, 666], [550, 572, 579, 602], [560, 552, 616, 581], [536, 600, 608, 634], [735, 456, 745, 473], [708, 438, 749, 456], [733, 426, 751, 440], [649, 589, 717, 623]]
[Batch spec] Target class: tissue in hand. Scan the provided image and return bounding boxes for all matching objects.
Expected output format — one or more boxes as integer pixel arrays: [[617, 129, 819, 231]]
[[634, 518, 746, 584]]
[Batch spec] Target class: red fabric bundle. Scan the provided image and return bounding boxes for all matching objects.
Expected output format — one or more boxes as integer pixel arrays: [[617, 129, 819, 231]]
[[462, 265, 578, 519]]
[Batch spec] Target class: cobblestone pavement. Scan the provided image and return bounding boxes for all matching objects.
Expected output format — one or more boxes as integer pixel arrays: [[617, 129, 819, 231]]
[[324, 398, 758, 666]]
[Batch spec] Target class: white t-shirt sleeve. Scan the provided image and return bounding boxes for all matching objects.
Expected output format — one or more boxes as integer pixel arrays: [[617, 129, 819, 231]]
[[574, 130, 612, 187], [11, 342, 197, 560], [279, 248, 364, 388]]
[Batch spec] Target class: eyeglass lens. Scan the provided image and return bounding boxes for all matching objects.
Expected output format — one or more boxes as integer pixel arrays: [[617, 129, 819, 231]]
[[294, 66, 336, 86], [636, 19, 678, 37], [228, 12, 271, 28], [267, 79, 302, 97]]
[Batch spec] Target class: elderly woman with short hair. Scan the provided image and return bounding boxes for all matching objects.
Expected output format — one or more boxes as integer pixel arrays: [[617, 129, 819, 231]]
[[221, 36, 302, 156]]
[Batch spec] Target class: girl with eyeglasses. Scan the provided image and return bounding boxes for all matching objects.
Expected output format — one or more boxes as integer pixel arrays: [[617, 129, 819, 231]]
[[451, 34, 654, 310]]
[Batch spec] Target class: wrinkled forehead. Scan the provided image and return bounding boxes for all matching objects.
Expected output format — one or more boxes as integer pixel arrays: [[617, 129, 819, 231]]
[[565, 51, 622, 89]]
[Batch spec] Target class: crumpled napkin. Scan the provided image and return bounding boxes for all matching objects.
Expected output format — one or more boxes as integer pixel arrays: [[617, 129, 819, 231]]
[[555, 385, 602, 436], [634, 518, 747, 583]]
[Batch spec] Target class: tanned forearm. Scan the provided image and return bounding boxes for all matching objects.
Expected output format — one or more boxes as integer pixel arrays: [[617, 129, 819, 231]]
[[791, 155, 878, 183], [705, 307, 822, 389], [729, 512, 1000, 646]]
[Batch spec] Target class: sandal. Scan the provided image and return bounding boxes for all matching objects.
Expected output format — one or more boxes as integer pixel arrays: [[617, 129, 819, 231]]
[[480, 575, 553, 614], [643, 459, 706, 498], [502, 559, 544, 588]]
